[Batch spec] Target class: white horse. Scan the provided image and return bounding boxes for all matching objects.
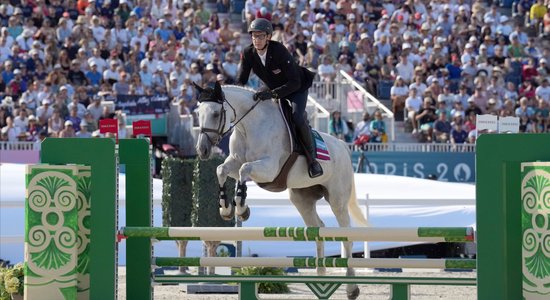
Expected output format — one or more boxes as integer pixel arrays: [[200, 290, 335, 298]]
[[195, 82, 368, 299]]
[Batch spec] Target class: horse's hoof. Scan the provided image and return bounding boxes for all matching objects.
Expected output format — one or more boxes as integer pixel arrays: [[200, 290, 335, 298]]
[[219, 205, 235, 221], [347, 286, 360, 300], [238, 206, 250, 221]]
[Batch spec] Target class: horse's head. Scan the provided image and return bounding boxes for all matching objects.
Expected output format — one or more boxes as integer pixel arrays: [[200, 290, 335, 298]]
[[194, 81, 231, 159]]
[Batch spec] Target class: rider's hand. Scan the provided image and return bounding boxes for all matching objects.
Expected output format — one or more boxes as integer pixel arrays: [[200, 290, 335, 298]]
[[253, 90, 277, 101]]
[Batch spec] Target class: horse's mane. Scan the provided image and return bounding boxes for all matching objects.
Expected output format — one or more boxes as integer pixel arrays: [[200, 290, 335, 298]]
[[222, 84, 256, 95]]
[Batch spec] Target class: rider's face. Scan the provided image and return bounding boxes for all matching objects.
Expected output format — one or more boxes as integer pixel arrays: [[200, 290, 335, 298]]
[[251, 32, 269, 50]]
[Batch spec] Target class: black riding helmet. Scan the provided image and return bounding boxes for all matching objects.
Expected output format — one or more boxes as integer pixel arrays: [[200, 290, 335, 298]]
[[248, 18, 273, 35]]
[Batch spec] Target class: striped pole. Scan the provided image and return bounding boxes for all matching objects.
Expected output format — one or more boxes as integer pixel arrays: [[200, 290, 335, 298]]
[[121, 226, 474, 242], [153, 257, 476, 270]]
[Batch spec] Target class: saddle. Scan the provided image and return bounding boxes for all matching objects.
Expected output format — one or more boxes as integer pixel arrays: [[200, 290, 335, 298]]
[[256, 99, 308, 192]]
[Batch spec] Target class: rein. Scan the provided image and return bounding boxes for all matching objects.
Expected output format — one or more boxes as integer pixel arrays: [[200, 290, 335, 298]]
[[199, 89, 263, 146]]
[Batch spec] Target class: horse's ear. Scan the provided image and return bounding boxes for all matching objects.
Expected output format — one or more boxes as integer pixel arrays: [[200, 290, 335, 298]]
[[192, 82, 204, 93], [214, 81, 223, 103]]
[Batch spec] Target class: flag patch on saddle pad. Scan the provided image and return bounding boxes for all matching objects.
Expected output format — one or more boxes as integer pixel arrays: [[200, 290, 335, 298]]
[[312, 130, 330, 161]]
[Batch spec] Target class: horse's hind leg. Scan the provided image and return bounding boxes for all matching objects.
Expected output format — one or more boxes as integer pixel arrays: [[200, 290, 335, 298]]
[[217, 157, 241, 220], [289, 187, 326, 276], [325, 187, 360, 300]]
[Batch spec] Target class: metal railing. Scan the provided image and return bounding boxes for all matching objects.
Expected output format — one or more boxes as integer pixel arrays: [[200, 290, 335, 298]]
[[0, 141, 37, 151], [307, 95, 331, 133], [349, 142, 476, 152], [307, 72, 395, 141]]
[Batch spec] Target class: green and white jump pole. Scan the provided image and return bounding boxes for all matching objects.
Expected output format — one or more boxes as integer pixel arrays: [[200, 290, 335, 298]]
[[121, 226, 474, 242], [153, 257, 476, 270]]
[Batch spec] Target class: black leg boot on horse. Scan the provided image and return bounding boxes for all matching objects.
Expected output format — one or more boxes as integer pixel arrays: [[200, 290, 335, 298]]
[[296, 123, 323, 178]]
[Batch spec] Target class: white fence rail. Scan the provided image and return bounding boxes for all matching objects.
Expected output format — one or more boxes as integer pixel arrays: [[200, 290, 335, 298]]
[[0, 141, 37, 151]]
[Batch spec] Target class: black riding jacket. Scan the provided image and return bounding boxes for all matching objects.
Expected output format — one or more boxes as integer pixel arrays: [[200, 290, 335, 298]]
[[236, 41, 314, 99]]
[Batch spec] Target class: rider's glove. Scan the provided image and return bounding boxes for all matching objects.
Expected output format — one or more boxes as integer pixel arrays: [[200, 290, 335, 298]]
[[253, 90, 277, 101]]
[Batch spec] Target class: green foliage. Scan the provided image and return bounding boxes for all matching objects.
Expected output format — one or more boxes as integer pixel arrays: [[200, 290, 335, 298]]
[[0, 263, 24, 299], [192, 155, 236, 227], [234, 267, 289, 294], [161, 157, 195, 227]]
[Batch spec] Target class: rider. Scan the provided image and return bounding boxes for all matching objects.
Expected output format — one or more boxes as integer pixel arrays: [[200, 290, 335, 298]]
[[236, 18, 323, 178]]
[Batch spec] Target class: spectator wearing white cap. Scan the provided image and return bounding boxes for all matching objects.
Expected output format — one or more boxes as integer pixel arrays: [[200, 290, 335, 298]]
[[76, 120, 92, 138], [103, 60, 120, 84], [298, 10, 313, 29], [151, 67, 167, 93], [195, 42, 212, 64], [163, 72, 178, 98], [461, 43, 476, 65], [85, 62, 102, 88], [59, 120, 76, 138], [187, 63, 202, 85], [15, 28, 33, 51], [537, 59, 549, 79], [202, 63, 218, 87], [130, 27, 149, 54], [390, 76, 409, 119], [87, 48, 108, 73], [311, 23, 328, 54], [139, 62, 153, 88], [496, 15, 512, 37]]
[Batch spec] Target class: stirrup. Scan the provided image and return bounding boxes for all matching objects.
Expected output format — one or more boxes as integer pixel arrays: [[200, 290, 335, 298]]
[[308, 161, 323, 178]]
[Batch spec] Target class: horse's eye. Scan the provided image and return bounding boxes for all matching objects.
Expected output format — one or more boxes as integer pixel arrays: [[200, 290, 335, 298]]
[[212, 112, 220, 119]]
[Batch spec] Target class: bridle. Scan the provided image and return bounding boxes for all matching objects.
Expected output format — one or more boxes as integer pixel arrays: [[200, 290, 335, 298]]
[[198, 88, 262, 146]]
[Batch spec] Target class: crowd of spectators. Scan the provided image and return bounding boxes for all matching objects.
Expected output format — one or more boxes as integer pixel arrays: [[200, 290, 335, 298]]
[[0, 0, 549, 145], [0, 0, 247, 143], [256, 0, 550, 144]]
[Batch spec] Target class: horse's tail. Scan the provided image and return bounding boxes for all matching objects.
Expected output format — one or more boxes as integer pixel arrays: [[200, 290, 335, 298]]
[[348, 173, 369, 227]]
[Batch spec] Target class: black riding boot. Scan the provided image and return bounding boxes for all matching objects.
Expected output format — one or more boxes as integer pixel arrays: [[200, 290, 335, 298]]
[[297, 124, 323, 178]]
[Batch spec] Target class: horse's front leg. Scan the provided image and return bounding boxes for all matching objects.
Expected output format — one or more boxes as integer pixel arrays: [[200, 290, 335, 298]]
[[235, 158, 280, 221], [217, 156, 241, 220]]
